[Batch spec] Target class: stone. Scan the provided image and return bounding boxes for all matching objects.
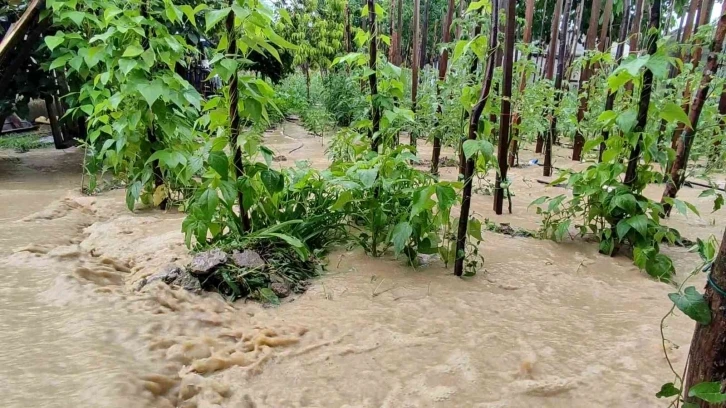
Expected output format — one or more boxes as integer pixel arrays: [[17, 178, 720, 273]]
[[270, 282, 291, 298], [230, 250, 265, 269], [189, 249, 228, 275], [135, 264, 201, 293], [175, 270, 202, 293]]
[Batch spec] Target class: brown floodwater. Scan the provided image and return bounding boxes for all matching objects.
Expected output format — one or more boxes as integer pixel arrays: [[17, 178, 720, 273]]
[[0, 124, 723, 407]]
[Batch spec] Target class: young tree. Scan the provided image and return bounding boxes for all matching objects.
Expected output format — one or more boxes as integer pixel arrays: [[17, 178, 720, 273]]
[[507, 0, 535, 167], [454, 0, 498, 276], [623, 0, 660, 187], [368, 0, 381, 152], [411, 0, 420, 146], [493, 0, 517, 214], [540, 0, 562, 172], [430, 0, 455, 175], [599, 0, 630, 161], [662, 1, 726, 215], [683, 228, 726, 407], [572, 0, 601, 161]]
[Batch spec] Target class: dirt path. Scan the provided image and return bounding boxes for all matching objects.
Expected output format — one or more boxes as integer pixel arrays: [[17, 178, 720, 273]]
[[0, 123, 723, 407]]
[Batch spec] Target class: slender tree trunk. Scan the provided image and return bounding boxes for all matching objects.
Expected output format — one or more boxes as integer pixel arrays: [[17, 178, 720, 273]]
[[226, 6, 251, 231], [44, 95, 65, 149], [411, 0, 421, 146], [598, 0, 614, 52], [454, 0, 498, 276], [709, 90, 726, 167], [539, 0, 563, 166], [683, 227, 726, 407], [623, 0, 660, 187], [600, 0, 630, 161], [345, 3, 352, 53], [492, 0, 517, 214], [508, 0, 535, 167], [545, 0, 572, 177], [566, 0, 584, 73], [420, 0, 431, 68], [397, 0, 403, 64], [431, 0, 456, 175], [389, 0, 397, 63], [629, 0, 645, 55], [662, 1, 726, 215], [368, 0, 381, 152], [572, 0, 602, 161]]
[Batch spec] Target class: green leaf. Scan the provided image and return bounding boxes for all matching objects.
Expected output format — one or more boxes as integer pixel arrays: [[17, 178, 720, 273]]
[[688, 382, 726, 403], [122, 45, 144, 58], [669, 286, 711, 325], [332, 190, 354, 211], [467, 0, 488, 12], [616, 110, 638, 134], [645, 53, 670, 78], [357, 168, 378, 188], [616, 219, 631, 239], [198, 187, 220, 219], [656, 382, 680, 398], [411, 186, 436, 218], [263, 232, 308, 260], [208, 151, 228, 180], [44, 35, 65, 51], [49, 54, 72, 70], [260, 169, 284, 194], [118, 59, 138, 75], [659, 103, 692, 129], [646, 253, 675, 281], [626, 214, 649, 237], [205, 8, 231, 31], [125, 181, 142, 211], [257, 288, 280, 305], [391, 222, 412, 254], [435, 185, 457, 210], [138, 81, 163, 107], [468, 218, 483, 241], [554, 219, 571, 241]]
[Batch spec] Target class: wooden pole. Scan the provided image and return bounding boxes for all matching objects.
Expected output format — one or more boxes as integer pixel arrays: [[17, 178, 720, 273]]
[[545, 0, 572, 177], [411, 0, 421, 146], [430, 0, 456, 175], [508, 0, 535, 167], [368, 0, 381, 152]]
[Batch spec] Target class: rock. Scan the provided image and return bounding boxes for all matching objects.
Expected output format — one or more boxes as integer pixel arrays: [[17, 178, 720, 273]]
[[136, 264, 201, 293], [273, 155, 287, 162], [230, 250, 265, 269], [416, 253, 439, 266], [176, 270, 202, 293], [189, 249, 228, 275], [270, 282, 291, 298], [149, 264, 183, 284]]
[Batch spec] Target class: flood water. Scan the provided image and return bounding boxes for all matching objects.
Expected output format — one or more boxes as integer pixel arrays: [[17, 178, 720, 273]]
[[0, 123, 723, 407]]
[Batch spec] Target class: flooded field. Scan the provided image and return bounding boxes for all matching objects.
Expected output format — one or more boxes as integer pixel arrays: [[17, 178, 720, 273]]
[[0, 122, 723, 407]]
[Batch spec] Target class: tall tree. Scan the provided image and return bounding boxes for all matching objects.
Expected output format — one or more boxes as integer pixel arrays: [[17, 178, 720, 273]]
[[430, 0, 456, 175], [411, 0, 420, 146], [419, 0, 431, 67], [508, 0, 535, 167], [662, 0, 726, 215], [623, 0, 660, 187], [572, 0, 602, 161], [539, 0, 562, 168], [493, 0, 517, 214], [454, 0, 498, 276], [368, 0, 381, 152], [599, 0, 630, 161], [683, 227, 726, 407]]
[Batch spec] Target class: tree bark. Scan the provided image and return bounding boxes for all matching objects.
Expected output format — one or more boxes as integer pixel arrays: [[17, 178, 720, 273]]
[[492, 0, 517, 214], [454, 0, 498, 276], [662, 1, 726, 216], [368, 0, 381, 152], [508, 0, 535, 167], [420, 0, 431, 68], [623, 0, 660, 188], [431, 0, 456, 175], [683, 227, 726, 407], [397, 0, 403, 64], [599, 0, 630, 161], [226, 6, 251, 232], [628, 0, 645, 55], [572, 0, 602, 161], [598, 0, 614, 52], [411, 0, 421, 146]]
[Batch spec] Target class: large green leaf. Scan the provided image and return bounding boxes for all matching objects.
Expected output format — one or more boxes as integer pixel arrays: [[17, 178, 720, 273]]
[[260, 169, 284, 194], [357, 168, 378, 189], [44, 35, 65, 51], [138, 81, 164, 107], [205, 8, 231, 32], [208, 151, 228, 180], [435, 185, 457, 210], [198, 187, 220, 220], [626, 214, 649, 237], [122, 44, 144, 58], [659, 103, 692, 129], [391, 222, 412, 254], [688, 382, 726, 403], [669, 286, 711, 325]]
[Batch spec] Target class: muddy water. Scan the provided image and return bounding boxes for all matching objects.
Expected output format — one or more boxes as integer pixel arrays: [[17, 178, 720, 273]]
[[0, 126, 723, 407]]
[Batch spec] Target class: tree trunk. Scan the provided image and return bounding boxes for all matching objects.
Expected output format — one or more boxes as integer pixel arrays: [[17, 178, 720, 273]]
[[598, 0, 614, 53], [566, 0, 584, 74], [709, 90, 726, 167], [397, 0, 403, 64], [492, 0, 517, 214], [572, 0, 602, 161], [599, 0, 630, 161], [629, 0, 645, 55], [431, 0, 456, 175], [456, 0, 465, 39], [226, 6, 251, 232], [411, 0, 421, 146], [420, 0, 431, 68], [345, 3, 352, 53], [545, 0, 572, 177], [623, 0, 660, 188], [683, 227, 726, 407], [508, 0, 535, 167], [44, 95, 65, 149], [368, 0, 381, 152], [540, 0, 563, 169], [454, 0, 498, 276], [662, 1, 726, 216]]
